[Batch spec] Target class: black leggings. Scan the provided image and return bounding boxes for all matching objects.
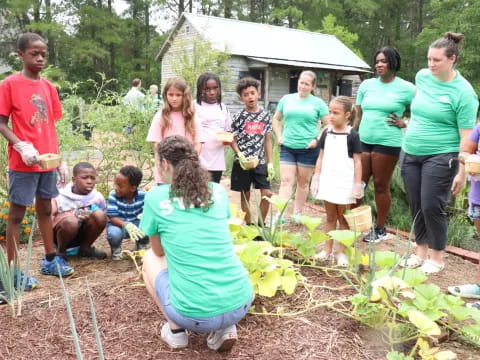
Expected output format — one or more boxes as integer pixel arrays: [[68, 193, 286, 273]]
[[400, 152, 458, 251], [208, 171, 222, 183]]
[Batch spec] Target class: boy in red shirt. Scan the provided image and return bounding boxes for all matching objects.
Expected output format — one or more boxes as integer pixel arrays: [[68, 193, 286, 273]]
[[0, 33, 73, 294]]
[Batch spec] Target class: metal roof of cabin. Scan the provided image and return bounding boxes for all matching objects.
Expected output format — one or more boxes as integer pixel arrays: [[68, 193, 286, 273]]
[[157, 13, 371, 73]]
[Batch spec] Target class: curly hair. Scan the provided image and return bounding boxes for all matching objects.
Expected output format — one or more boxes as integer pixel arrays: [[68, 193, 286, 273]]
[[196, 72, 223, 109], [17, 32, 46, 51], [157, 135, 212, 210], [119, 165, 143, 187], [236, 77, 260, 95], [161, 77, 195, 139]]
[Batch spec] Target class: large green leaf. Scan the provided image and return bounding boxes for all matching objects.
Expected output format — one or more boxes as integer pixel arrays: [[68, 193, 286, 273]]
[[310, 231, 330, 244], [263, 195, 289, 211], [294, 215, 323, 232], [328, 230, 356, 247], [374, 251, 398, 268], [394, 269, 427, 286], [280, 268, 297, 295], [461, 324, 480, 345], [250, 269, 281, 297], [407, 310, 441, 336]]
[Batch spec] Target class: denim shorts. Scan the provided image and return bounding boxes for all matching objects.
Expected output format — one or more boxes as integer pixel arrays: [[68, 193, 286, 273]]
[[8, 170, 58, 206], [279, 145, 320, 168], [468, 203, 480, 220], [155, 269, 252, 333]]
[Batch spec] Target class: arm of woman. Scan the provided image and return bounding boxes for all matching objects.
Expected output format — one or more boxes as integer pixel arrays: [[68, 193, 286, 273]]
[[306, 115, 328, 149], [310, 149, 323, 196], [353, 106, 362, 130], [452, 128, 474, 196], [272, 111, 283, 145], [149, 234, 165, 257]]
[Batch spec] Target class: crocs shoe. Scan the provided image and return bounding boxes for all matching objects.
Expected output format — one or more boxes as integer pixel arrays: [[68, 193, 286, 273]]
[[419, 260, 444, 275], [448, 284, 480, 299], [466, 302, 480, 311], [14, 269, 38, 291], [314, 250, 334, 262], [160, 323, 188, 349], [399, 254, 425, 269], [207, 324, 237, 352], [78, 247, 107, 260], [336, 253, 349, 267], [40, 256, 74, 277]]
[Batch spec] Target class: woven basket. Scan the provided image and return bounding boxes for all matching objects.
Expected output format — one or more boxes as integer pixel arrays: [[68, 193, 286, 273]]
[[344, 205, 373, 232], [216, 131, 234, 144], [39, 153, 61, 169], [243, 156, 259, 170], [466, 157, 480, 174]]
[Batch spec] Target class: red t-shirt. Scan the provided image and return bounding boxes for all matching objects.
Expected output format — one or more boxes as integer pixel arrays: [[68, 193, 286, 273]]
[[0, 73, 62, 172]]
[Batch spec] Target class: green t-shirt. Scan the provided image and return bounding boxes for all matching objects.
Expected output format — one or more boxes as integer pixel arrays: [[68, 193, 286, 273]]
[[140, 183, 253, 318], [356, 77, 415, 147], [403, 69, 479, 156], [277, 93, 328, 149]]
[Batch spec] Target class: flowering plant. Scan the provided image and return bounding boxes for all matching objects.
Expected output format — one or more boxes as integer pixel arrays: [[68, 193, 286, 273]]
[[0, 201, 36, 243]]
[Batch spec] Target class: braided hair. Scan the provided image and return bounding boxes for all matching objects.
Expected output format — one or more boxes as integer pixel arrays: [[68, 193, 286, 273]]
[[196, 72, 223, 109], [157, 135, 212, 210]]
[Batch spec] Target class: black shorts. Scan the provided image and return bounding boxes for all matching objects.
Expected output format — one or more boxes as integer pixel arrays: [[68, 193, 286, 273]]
[[360, 141, 401, 157], [230, 161, 270, 192], [208, 170, 222, 183]]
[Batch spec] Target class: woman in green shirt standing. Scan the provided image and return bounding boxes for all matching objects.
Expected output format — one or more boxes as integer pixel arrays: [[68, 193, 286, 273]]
[[140, 136, 253, 352], [401, 32, 479, 274], [273, 70, 329, 221], [356, 47, 415, 243]]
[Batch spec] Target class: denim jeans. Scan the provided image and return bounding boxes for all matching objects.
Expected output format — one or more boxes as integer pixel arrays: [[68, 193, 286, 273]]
[[106, 219, 148, 248]]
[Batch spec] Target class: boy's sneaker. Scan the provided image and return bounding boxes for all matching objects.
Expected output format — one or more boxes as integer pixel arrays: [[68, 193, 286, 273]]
[[135, 237, 149, 251], [40, 256, 74, 277], [0, 281, 8, 304], [13, 269, 38, 291], [363, 225, 389, 243], [160, 323, 188, 349], [448, 284, 480, 299], [111, 246, 122, 261], [207, 324, 237, 352]]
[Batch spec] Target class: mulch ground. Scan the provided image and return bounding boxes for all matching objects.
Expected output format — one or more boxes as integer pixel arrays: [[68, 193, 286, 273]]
[[1, 181, 480, 359]]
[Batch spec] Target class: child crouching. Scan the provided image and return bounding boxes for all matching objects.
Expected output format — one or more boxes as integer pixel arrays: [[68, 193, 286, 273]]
[[52, 162, 107, 260], [107, 165, 149, 260]]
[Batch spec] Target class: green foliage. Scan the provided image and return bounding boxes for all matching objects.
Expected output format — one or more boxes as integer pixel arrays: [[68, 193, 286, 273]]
[[171, 38, 231, 94], [0, 202, 35, 244], [318, 14, 363, 59]]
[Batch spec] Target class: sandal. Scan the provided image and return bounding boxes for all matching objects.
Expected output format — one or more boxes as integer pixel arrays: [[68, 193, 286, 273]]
[[314, 250, 334, 262], [419, 260, 445, 274], [466, 302, 480, 311], [400, 254, 425, 269], [447, 284, 480, 299], [336, 253, 349, 267]]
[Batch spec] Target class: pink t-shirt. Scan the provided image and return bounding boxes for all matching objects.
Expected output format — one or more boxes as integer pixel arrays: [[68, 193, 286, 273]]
[[195, 102, 231, 171], [0, 73, 62, 172], [146, 111, 203, 183]]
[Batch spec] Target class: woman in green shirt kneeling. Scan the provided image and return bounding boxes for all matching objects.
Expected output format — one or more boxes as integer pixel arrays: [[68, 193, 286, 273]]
[[141, 135, 253, 352], [401, 32, 479, 274]]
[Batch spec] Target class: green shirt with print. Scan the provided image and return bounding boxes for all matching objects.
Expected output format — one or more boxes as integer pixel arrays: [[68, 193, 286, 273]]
[[277, 93, 328, 149], [140, 182, 253, 318], [356, 77, 415, 147], [403, 69, 479, 156]]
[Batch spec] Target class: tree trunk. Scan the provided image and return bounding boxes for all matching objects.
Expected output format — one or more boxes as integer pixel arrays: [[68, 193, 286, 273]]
[[107, 0, 116, 82], [45, 0, 56, 66], [145, 1, 150, 74], [178, 0, 184, 16], [224, 0, 232, 18]]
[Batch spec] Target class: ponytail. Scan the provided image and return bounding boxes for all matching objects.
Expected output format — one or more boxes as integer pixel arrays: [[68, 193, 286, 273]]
[[331, 96, 356, 125], [430, 32, 464, 64]]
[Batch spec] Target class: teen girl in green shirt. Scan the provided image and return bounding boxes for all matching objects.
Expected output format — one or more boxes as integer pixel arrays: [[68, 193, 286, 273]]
[[141, 136, 253, 352], [401, 32, 479, 274]]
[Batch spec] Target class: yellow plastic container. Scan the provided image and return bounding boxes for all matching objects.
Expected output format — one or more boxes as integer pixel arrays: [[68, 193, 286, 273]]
[[344, 205, 373, 233], [216, 131, 234, 144], [242, 156, 259, 170], [466, 156, 480, 174], [39, 153, 61, 169]]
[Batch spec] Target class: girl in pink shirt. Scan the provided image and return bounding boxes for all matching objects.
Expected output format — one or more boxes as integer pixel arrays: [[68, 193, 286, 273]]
[[147, 77, 202, 184], [195, 72, 231, 183]]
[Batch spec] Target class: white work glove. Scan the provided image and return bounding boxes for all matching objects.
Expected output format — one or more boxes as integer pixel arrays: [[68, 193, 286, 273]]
[[310, 173, 320, 197], [57, 161, 69, 188], [267, 163, 275, 182], [13, 141, 39, 166], [237, 151, 247, 170], [124, 222, 145, 242]]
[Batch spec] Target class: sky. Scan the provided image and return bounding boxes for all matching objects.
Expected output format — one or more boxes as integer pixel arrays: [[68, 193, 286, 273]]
[[114, 0, 174, 33]]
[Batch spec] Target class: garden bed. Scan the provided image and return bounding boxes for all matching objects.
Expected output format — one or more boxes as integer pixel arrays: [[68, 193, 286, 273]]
[[1, 189, 480, 359]]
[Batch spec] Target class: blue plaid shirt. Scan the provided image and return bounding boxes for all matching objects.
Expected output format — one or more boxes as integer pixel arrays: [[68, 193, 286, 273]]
[[107, 189, 146, 222]]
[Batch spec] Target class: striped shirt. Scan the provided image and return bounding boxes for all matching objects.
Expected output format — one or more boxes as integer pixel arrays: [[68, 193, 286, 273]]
[[107, 189, 146, 222]]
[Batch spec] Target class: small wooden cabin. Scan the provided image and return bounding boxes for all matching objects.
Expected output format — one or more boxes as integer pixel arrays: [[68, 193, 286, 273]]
[[156, 13, 371, 114]]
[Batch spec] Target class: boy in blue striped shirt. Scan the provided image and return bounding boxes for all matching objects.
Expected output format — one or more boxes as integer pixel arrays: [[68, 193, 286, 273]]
[[107, 165, 149, 260]]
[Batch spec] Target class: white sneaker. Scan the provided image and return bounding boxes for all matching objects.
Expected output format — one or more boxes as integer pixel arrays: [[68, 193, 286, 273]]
[[314, 250, 334, 262], [207, 324, 237, 352], [160, 323, 188, 349], [111, 246, 122, 261]]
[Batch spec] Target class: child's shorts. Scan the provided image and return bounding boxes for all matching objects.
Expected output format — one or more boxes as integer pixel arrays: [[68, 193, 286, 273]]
[[230, 161, 270, 192], [279, 145, 320, 168], [468, 203, 480, 220], [8, 170, 58, 206], [154, 269, 252, 333]]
